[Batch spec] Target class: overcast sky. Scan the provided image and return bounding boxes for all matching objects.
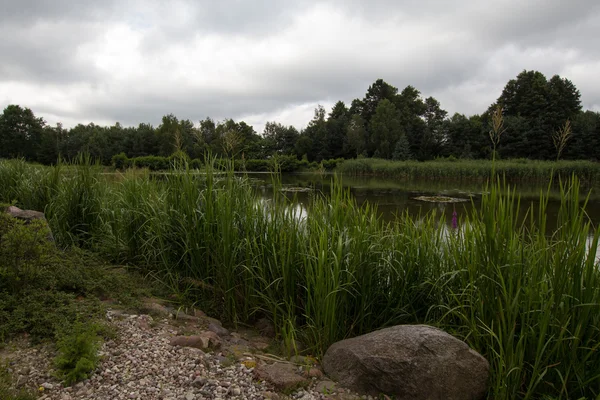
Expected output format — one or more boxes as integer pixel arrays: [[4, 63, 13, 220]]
[[1, 0, 599, 133]]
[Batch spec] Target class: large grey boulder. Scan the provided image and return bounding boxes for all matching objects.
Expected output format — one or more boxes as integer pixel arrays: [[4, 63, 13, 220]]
[[4, 205, 55, 241], [322, 324, 489, 400]]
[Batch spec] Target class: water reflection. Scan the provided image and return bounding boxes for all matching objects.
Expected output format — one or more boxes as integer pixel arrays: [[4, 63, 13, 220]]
[[246, 172, 600, 236], [246, 172, 600, 262]]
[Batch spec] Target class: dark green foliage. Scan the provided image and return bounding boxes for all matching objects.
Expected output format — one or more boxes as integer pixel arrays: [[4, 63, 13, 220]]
[[320, 158, 344, 170], [325, 101, 350, 159], [369, 99, 403, 159], [109, 152, 335, 173], [263, 122, 300, 155], [299, 106, 330, 162], [0, 105, 44, 161], [489, 70, 583, 160], [242, 159, 271, 172], [0, 214, 51, 294], [54, 322, 101, 385], [337, 158, 600, 183], [361, 79, 399, 122], [392, 134, 412, 161], [131, 155, 171, 171], [345, 114, 367, 158], [111, 152, 129, 170], [0, 206, 149, 343]]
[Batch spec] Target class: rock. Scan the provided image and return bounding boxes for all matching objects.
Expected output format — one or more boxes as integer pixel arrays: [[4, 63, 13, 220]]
[[192, 308, 207, 317], [41, 382, 54, 390], [208, 321, 230, 337], [139, 298, 172, 317], [174, 312, 200, 322], [169, 332, 221, 350], [5, 206, 54, 241], [229, 337, 251, 347], [322, 325, 489, 400], [289, 355, 308, 365], [229, 385, 242, 396], [6, 206, 45, 222], [314, 379, 336, 394], [250, 338, 270, 351], [254, 362, 309, 392], [297, 391, 317, 400], [192, 376, 207, 387], [305, 367, 323, 379], [255, 318, 276, 338]]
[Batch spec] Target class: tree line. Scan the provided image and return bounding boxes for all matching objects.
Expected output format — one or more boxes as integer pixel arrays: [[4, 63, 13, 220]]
[[1, 70, 599, 165]]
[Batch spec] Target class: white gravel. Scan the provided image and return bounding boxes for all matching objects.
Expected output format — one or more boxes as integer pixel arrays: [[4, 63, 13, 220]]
[[41, 312, 274, 400], [3, 310, 368, 400]]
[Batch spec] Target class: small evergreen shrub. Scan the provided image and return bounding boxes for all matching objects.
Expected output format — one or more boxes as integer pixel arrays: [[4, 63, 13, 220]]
[[54, 322, 102, 385]]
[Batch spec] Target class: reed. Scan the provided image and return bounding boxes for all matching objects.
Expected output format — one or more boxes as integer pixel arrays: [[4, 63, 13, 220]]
[[0, 156, 599, 399], [337, 157, 600, 185]]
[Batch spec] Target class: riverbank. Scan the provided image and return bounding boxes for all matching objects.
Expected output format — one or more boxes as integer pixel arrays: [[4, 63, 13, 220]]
[[0, 206, 353, 400], [1, 157, 600, 399], [336, 157, 600, 184]]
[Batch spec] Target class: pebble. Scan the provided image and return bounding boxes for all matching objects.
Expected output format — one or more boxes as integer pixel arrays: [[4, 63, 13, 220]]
[[2, 310, 363, 400]]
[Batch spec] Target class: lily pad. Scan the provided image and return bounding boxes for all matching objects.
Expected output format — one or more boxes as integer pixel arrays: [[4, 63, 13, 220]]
[[280, 187, 312, 193], [413, 195, 469, 203]]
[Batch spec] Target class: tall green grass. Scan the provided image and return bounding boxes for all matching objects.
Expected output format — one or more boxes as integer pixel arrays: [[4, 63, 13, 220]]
[[337, 157, 600, 185], [0, 157, 599, 399]]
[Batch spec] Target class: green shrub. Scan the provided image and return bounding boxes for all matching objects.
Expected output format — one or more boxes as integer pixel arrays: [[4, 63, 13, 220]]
[[275, 155, 301, 172], [321, 158, 344, 170], [244, 159, 271, 171], [0, 214, 51, 294], [111, 152, 129, 170], [132, 156, 170, 171], [0, 209, 150, 343], [54, 321, 102, 385]]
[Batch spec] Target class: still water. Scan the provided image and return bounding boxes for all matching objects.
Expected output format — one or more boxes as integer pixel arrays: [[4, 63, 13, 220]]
[[245, 173, 600, 233]]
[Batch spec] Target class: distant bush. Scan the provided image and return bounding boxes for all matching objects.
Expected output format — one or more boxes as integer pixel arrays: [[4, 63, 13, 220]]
[[321, 158, 345, 170], [244, 159, 271, 172], [111, 152, 129, 170], [112, 153, 346, 173]]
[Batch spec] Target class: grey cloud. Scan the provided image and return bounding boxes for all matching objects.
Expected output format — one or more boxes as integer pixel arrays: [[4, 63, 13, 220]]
[[1, 0, 599, 129], [0, 22, 101, 83], [0, 0, 119, 24]]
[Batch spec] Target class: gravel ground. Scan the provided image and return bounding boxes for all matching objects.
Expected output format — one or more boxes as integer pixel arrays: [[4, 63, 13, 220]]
[[3, 310, 362, 400]]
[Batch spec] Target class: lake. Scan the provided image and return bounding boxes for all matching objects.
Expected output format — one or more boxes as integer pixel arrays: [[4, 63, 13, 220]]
[[246, 172, 600, 234]]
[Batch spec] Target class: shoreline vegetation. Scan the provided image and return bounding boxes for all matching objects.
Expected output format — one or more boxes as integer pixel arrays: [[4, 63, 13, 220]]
[[336, 157, 600, 183], [1, 156, 600, 399], [113, 153, 600, 186]]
